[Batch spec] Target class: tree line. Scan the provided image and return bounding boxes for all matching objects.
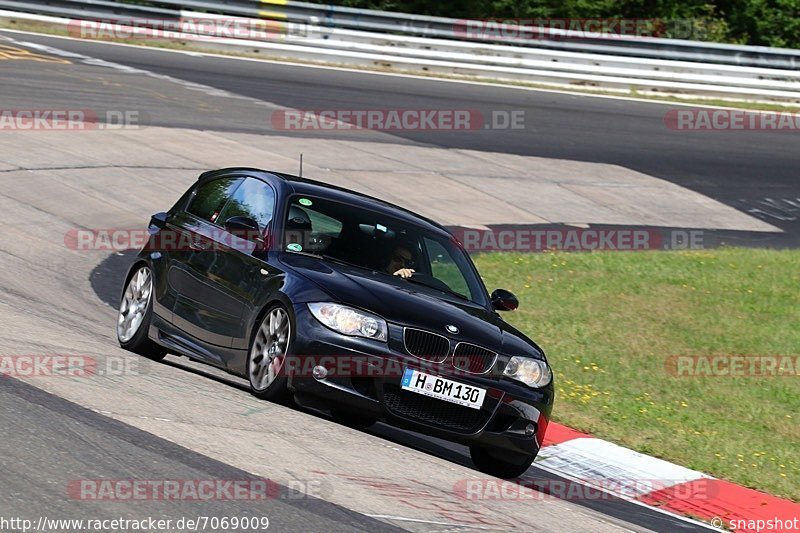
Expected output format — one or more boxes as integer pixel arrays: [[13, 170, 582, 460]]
[[307, 0, 800, 48]]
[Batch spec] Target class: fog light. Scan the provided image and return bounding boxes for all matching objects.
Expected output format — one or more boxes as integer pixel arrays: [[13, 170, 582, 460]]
[[525, 423, 536, 437], [312, 365, 328, 380]]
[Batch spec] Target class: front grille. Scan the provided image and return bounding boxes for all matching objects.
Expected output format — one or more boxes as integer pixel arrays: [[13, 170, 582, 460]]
[[403, 328, 450, 363], [452, 343, 498, 374], [383, 385, 490, 432]]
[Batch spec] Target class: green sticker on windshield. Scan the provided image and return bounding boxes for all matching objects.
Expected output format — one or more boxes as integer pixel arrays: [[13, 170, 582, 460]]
[[287, 243, 303, 252], [298, 198, 313, 206]]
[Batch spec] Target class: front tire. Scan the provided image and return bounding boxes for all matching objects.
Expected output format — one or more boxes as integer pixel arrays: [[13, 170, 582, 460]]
[[469, 446, 536, 479], [247, 305, 292, 402], [117, 265, 166, 361]]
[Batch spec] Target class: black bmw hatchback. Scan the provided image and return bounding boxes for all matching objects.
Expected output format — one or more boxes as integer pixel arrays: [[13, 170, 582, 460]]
[[117, 168, 554, 478]]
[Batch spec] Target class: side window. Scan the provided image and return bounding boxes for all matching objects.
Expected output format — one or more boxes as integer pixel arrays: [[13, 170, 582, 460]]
[[424, 237, 472, 299], [217, 178, 276, 230], [306, 209, 343, 238], [284, 198, 344, 253], [187, 178, 241, 223]]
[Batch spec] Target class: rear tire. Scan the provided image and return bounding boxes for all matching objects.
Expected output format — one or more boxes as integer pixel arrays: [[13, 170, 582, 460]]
[[469, 446, 535, 479], [117, 265, 167, 361], [247, 304, 292, 402]]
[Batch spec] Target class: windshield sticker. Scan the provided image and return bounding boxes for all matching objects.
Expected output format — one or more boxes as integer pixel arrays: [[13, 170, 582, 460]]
[[298, 198, 313, 206], [287, 243, 303, 252], [376, 223, 388, 233]]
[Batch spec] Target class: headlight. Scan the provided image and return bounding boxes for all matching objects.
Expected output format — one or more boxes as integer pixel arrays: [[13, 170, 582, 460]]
[[307, 303, 388, 341], [503, 356, 552, 387]]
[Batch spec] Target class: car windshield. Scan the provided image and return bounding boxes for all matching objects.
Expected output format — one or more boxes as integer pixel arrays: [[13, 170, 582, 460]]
[[282, 195, 489, 306]]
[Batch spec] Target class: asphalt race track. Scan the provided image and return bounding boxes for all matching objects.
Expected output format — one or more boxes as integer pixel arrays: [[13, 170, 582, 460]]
[[1, 28, 785, 532], [2, 31, 798, 245], [0, 377, 397, 532]]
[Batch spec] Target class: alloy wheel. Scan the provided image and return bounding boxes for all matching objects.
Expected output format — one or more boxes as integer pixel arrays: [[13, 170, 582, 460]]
[[117, 266, 153, 343], [249, 308, 291, 392]]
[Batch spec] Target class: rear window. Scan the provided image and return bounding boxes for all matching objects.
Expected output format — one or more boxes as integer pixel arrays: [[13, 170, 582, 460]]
[[187, 177, 241, 223], [216, 177, 276, 230]]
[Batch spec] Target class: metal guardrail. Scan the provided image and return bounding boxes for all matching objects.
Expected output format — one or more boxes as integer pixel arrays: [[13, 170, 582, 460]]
[[0, 0, 178, 23], [5, 0, 800, 69], [1, 1, 799, 103], [128, 0, 800, 69]]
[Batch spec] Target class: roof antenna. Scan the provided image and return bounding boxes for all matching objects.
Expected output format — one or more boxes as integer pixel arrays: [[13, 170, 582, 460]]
[[299, 153, 303, 177]]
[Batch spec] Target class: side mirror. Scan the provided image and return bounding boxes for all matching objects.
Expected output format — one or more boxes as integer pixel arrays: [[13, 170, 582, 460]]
[[225, 216, 261, 241], [149, 212, 168, 231], [491, 289, 519, 311]]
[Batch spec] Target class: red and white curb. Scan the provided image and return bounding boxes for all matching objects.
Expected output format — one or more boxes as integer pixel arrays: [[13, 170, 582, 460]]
[[532, 423, 800, 531]]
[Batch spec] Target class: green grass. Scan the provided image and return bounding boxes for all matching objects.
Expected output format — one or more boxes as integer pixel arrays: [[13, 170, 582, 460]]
[[473, 248, 800, 501]]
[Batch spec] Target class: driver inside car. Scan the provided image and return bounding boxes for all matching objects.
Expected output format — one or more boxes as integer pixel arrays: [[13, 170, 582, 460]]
[[386, 245, 415, 279]]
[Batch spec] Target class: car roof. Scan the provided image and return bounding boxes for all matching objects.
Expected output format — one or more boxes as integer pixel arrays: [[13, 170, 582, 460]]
[[199, 167, 453, 237]]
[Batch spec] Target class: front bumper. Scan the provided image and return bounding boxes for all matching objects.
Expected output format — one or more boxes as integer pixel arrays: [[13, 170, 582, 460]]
[[288, 304, 554, 459]]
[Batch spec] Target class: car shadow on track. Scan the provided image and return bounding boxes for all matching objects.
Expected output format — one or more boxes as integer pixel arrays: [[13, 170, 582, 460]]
[[90, 250, 138, 308]]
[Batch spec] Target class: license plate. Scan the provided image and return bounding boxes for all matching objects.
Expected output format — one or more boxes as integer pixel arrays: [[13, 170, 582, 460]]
[[401, 369, 486, 410]]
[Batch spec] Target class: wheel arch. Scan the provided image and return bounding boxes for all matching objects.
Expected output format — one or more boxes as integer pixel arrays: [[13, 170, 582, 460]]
[[248, 293, 297, 347], [119, 259, 151, 305]]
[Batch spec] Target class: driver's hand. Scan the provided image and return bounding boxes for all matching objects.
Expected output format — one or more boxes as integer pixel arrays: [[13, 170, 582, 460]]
[[393, 268, 415, 279]]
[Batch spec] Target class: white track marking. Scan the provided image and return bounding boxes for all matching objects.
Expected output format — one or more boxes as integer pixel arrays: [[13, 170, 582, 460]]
[[532, 459, 716, 530], [365, 514, 499, 529], [537, 437, 709, 496], [0, 32, 281, 109]]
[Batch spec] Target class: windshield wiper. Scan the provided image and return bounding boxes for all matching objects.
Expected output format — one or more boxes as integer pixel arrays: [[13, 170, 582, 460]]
[[289, 250, 372, 271], [318, 254, 371, 271], [405, 276, 470, 302]]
